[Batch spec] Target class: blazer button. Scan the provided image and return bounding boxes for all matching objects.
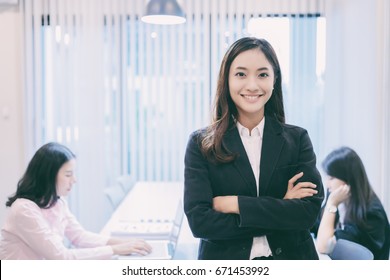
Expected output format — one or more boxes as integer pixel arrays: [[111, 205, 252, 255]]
[[275, 248, 282, 255]]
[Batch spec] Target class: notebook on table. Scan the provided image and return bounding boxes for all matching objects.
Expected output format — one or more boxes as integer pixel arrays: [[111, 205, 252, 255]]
[[116, 201, 184, 260]]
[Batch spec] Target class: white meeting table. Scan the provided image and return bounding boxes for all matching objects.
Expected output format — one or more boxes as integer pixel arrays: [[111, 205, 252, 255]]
[[100, 181, 199, 259], [100, 181, 329, 260]]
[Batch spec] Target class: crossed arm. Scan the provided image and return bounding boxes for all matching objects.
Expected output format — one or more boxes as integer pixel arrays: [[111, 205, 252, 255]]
[[212, 174, 351, 255], [213, 172, 318, 214]]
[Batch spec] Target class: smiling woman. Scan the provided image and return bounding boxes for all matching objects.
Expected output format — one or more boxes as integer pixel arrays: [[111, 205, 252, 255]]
[[184, 37, 324, 260], [0, 142, 152, 260]]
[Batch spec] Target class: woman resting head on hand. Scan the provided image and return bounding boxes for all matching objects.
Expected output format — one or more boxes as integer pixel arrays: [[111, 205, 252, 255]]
[[312, 146, 390, 260]]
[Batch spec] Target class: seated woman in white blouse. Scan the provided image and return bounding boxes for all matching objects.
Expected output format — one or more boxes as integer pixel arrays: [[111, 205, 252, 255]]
[[0, 142, 152, 260]]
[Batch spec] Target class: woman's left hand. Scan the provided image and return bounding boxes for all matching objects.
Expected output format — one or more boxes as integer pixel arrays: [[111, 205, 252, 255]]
[[284, 172, 318, 199], [213, 196, 239, 214]]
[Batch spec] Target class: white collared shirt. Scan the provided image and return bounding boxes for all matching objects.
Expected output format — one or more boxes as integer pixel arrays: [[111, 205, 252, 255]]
[[236, 118, 272, 259]]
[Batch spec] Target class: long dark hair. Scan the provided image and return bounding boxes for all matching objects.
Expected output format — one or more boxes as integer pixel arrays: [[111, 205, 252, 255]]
[[322, 147, 374, 229], [6, 142, 76, 208], [200, 37, 285, 163]]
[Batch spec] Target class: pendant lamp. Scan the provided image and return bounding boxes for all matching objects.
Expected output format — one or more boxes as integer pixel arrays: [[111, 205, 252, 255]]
[[141, 0, 186, 25]]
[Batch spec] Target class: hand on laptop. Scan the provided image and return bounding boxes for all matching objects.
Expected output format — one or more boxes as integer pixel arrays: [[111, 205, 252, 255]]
[[109, 238, 153, 256]]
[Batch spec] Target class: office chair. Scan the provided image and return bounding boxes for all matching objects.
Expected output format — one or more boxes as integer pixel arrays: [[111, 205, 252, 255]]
[[117, 175, 136, 193], [104, 184, 126, 210], [329, 239, 374, 260]]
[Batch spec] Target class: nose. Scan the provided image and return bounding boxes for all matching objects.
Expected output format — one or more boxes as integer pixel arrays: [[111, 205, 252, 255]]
[[72, 176, 77, 184], [246, 76, 259, 92]]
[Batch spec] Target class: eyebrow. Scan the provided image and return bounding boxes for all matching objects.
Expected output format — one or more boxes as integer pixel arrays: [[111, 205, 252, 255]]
[[234, 66, 270, 71]]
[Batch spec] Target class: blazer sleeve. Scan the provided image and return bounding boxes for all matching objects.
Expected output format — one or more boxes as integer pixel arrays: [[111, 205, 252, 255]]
[[184, 131, 269, 240], [335, 198, 390, 257], [238, 128, 324, 231]]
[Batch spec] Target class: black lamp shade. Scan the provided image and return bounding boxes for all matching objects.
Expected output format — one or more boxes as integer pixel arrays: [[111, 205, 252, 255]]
[[141, 0, 186, 25]]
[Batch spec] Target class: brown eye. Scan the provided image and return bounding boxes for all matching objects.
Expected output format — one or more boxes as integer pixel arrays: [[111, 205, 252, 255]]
[[259, 73, 269, 78]]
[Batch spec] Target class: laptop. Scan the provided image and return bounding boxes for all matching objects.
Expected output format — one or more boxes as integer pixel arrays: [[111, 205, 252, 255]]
[[116, 201, 184, 260]]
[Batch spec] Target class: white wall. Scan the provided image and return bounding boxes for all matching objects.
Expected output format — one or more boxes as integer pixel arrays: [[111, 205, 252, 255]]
[[0, 5, 24, 226]]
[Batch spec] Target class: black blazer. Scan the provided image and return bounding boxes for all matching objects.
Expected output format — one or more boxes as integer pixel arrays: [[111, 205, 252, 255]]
[[311, 194, 390, 260], [184, 116, 324, 260]]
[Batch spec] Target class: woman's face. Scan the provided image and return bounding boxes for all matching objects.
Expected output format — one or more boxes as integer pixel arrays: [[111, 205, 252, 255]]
[[228, 49, 274, 125], [325, 175, 346, 193], [56, 159, 77, 197]]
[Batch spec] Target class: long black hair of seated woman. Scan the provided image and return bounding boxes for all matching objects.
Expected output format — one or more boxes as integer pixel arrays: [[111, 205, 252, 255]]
[[322, 146, 375, 229], [6, 142, 76, 209]]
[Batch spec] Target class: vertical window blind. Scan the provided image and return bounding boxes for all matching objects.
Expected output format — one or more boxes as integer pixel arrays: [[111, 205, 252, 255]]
[[21, 0, 325, 231]]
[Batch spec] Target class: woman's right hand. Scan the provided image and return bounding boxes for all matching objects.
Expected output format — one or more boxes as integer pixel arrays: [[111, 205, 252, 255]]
[[327, 184, 350, 206], [111, 239, 152, 256], [283, 172, 318, 199]]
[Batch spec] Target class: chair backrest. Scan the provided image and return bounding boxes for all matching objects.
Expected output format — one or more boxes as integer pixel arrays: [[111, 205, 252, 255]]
[[104, 184, 126, 210], [117, 175, 136, 193], [329, 239, 374, 260]]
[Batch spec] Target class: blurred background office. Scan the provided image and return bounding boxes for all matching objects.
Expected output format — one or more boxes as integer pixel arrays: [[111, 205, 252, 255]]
[[0, 0, 389, 234]]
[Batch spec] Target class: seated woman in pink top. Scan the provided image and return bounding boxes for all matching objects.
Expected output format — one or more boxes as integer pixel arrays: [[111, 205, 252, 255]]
[[0, 142, 152, 260]]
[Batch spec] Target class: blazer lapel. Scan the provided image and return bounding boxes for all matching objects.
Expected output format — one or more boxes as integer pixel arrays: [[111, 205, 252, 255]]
[[223, 125, 258, 196], [259, 117, 285, 195]]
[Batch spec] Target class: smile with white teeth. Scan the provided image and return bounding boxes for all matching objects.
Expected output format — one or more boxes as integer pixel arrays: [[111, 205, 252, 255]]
[[240, 94, 264, 100]]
